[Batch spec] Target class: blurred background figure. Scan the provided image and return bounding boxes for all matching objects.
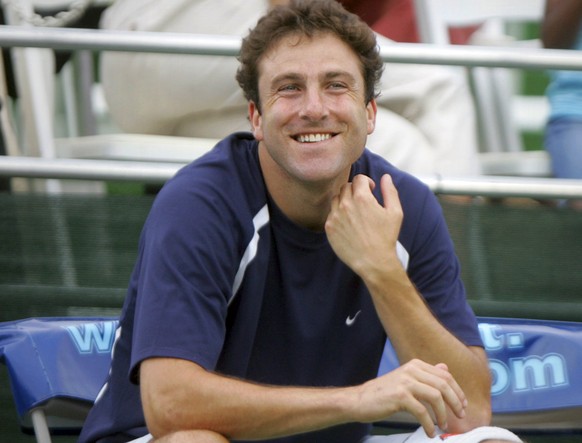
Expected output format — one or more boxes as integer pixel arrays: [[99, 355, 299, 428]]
[[338, 0, 478, 44], [542, 0, 582, 181], [98, 0, 482, 177]]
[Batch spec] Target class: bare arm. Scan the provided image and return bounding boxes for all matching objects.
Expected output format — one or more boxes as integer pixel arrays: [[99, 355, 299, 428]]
[[541, 0, 582, 49], [325, 174, 492, 433], [140, 353, 467, 440]]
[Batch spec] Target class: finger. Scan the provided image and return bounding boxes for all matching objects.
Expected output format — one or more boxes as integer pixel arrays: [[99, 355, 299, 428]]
[[352, 174, 376, 190], [411, 382, 449, 432], [406, 396, 438, 439], [380, 174, 400, 210], [379, 369, 440, 437], [337, 181, 353, 202], [329, 183, 352, 219], [400, 360, 464, 425], [330, 190, 340, 213], [352, 174, 375, 192], [416, 364, 466, 421], [435, 363, 468, 411]]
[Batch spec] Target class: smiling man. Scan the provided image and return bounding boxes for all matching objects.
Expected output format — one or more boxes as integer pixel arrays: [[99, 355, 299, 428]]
[[78, 1, 519, 443]]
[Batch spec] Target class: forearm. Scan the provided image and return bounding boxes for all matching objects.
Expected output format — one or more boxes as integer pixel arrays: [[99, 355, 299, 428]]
[[141, 358, 356, 440], [542, 0, 582, 49], [363, 267, 491, 431], [181, 377, 353, 439], [142, 354, 469, 440], [324, 174, 489, 431]]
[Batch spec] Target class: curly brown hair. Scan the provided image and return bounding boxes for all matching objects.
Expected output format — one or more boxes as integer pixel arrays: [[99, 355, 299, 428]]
[[235, 0, 384, 112]]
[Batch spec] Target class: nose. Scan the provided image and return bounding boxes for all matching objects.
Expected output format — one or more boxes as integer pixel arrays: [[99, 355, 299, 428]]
[[299, 88, 328, 121]]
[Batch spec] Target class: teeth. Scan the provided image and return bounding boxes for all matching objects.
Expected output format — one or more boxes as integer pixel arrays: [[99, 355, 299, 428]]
[[297, 133, 332, 143]]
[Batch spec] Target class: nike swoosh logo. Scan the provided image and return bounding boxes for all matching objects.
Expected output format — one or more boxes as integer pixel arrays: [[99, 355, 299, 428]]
[[345, 310, 361, 326]]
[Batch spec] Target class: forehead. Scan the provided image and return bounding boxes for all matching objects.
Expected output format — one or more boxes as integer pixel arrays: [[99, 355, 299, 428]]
[[258, 32, 364, 82]]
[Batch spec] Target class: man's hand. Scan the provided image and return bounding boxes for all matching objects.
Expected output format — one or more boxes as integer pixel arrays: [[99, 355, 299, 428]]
[[325, 173, 402, 278], [354, 359, 467, 438]]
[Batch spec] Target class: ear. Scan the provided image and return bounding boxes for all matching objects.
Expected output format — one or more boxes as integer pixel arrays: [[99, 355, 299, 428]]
[[249, 101, 264, 141], [366, 99, 377, 135]]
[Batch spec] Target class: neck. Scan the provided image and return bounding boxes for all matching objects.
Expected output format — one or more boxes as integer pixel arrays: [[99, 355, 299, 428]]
[[259, 146, 349, 232], [272, 185, 334, 232]]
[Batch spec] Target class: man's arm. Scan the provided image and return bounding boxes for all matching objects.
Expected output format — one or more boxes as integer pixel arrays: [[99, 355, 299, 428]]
[[325, 174, 492, 433], [140, 354, 467, 440], [541, 0, 582, 49]]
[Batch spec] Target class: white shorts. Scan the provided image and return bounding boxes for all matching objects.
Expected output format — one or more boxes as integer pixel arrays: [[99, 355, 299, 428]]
[[129, 426, 521, 443], [128, 434, 153, 443], [363, 426, 522, 443]]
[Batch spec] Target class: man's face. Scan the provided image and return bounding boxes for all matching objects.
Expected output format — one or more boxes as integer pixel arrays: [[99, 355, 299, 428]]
[[249, 32, 377, 187]]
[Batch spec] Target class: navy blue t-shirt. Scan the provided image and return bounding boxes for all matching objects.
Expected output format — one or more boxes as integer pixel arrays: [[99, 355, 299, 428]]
[[79, 132, 482, 443]]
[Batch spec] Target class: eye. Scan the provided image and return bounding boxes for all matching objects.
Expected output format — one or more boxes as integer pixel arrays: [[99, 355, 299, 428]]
[[328, 81, 348, 91], [278, 84, 300, 93]]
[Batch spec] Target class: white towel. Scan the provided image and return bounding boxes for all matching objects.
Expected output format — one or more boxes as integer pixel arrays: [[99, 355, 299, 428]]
[[364, 426, 523, 443]]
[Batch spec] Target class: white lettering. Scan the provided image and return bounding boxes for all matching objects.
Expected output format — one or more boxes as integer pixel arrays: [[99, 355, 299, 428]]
[[489, 359, 511, 396], [511, 354, 569, 391], [66, 321, 117, 354], [478, 323, 504, 351], [479, 323, 571, 396]]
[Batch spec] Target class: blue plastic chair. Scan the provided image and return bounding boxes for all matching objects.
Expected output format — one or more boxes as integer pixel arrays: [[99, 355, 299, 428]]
[[380, 317, 582, 433], [0, 317, 118, 443], [1, 316, 581, 442]]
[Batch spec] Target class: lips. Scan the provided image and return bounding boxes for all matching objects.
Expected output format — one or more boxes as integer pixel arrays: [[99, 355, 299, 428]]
[[294, 133, 334, 143]]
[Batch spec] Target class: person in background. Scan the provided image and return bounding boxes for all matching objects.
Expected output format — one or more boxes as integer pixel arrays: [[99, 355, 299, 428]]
[[78, 2, 526, 442], [542, 0, 582, 186], [98, 0, 481, 177], [338, 0, 478, 44]]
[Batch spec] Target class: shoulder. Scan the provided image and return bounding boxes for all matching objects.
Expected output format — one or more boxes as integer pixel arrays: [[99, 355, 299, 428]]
[[355, 149, 434, 210], [146, 132, 266, 237], [160, 132, 263, 204]]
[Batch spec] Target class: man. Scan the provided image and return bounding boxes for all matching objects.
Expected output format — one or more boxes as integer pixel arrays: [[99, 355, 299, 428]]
[[79, 1, 510, 442]]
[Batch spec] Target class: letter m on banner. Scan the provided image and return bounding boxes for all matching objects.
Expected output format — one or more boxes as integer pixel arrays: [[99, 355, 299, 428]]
[[66, 321, 118, 354]]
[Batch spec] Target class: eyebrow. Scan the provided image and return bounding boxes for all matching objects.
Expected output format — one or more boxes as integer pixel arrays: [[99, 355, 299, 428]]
[[270, 70, 358, 87], [270, 72, 304, 87]]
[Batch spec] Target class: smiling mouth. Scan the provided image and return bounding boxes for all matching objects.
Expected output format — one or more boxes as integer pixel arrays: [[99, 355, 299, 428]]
[[294, 133, 334, 143]]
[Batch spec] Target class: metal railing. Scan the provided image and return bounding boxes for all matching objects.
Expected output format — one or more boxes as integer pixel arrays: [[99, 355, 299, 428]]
[[1, 25, 582, 71], [1, 26, 582, 198], [2, 155, 582, 199]]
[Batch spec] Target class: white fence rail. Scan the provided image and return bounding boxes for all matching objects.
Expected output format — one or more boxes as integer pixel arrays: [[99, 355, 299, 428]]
[[2, 155, 582, 199], [0, 26, 582, 71], [1, 26, 582, 198]]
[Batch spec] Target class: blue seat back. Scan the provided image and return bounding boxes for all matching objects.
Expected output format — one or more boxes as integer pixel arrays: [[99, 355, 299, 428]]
[[379, 317, 582, 431], [2, 316, 581, 435], [0, 317, 118, 432]]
